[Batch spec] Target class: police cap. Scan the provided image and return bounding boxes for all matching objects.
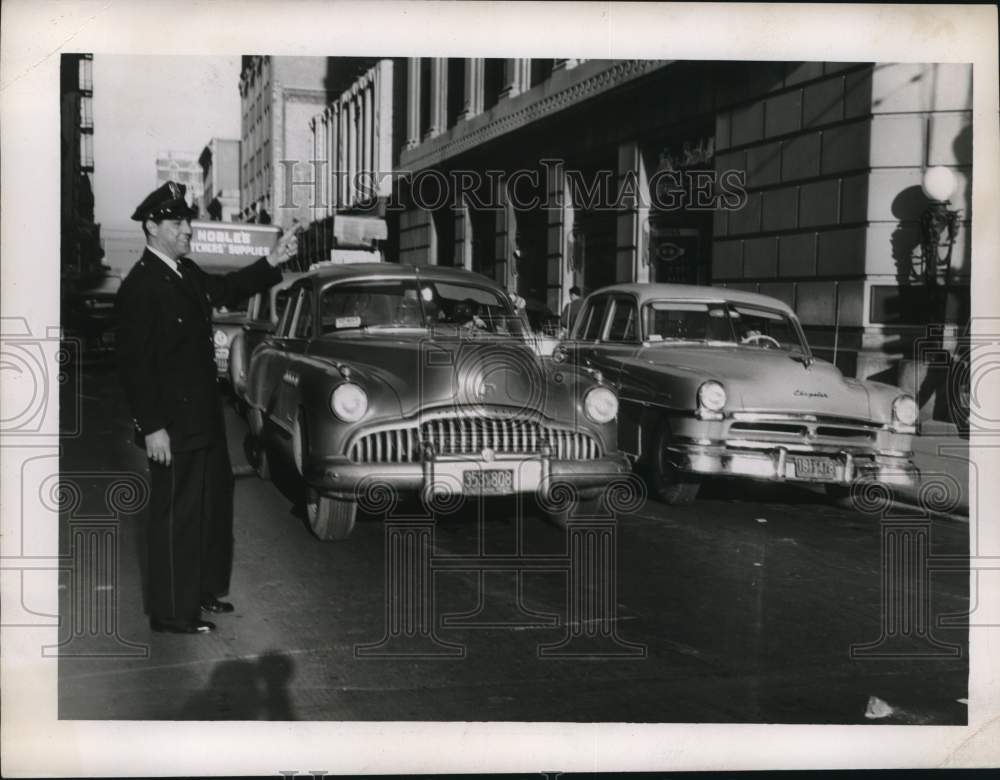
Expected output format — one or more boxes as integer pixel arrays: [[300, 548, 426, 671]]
[[131, 181, 198, 222]]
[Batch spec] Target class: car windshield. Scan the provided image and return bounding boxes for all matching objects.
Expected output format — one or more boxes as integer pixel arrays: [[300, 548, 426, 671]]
[[642, 300, 808, 353], [319, 278, 526, 337]]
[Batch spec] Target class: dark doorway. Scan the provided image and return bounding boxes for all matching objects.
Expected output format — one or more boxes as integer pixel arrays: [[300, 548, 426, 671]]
[[470, 207, 497, 280], [433, 207, 456, 266]]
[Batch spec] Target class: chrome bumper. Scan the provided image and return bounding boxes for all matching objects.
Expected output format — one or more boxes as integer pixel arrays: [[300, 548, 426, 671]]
[[304, 452, 631, 500], [667, 444, 918, 487]]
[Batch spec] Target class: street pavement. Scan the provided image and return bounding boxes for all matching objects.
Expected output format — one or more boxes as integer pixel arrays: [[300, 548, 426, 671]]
[[901, 420, 971, 516], [57, 360, 970, 723]]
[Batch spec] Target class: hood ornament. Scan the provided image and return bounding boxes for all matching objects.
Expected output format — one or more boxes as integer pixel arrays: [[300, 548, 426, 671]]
[[474, 378, 495, 403]]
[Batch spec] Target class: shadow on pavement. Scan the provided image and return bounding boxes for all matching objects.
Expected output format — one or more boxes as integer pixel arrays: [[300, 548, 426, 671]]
[[177, 650, 297, 720]]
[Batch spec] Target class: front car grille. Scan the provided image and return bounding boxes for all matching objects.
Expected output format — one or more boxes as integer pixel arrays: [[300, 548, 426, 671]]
[[348, 415, 602, 463], [725, 413, 881, 451]]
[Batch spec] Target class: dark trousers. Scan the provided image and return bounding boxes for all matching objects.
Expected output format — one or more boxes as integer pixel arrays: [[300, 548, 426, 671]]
[[147, 440, 234, 622]]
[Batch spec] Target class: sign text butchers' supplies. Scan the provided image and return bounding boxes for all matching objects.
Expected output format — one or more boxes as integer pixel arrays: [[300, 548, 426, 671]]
[[188, 221, 280, 265]]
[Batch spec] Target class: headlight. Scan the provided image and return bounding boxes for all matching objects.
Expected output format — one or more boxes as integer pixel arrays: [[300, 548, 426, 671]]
[[330, 383, 368, 422], [584, 386, 618, 423], [213, 329, 229, 347], [892, 394, 918, 427], [697, 381, 727, 413]]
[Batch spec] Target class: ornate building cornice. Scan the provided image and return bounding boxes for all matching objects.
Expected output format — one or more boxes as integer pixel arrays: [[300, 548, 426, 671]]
[[400, 59, 670, 171]]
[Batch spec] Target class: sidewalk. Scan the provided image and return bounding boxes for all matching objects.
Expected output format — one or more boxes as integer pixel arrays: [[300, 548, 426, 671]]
[[898, 420, 970, 517]]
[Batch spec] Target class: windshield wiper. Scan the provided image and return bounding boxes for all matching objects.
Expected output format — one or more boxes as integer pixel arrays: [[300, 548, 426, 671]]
[[789, 352, 814, 368]]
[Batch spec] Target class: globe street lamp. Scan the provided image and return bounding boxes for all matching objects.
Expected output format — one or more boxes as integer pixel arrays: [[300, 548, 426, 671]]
[[919, 166, 961, 321]]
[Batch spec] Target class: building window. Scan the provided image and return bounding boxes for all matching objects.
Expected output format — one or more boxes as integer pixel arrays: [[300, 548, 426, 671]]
[[446, 58, 465, 126], [483, 58, 504, 110], [529, 59, 554, 88], [869, 285, 970, 325], [79, 96, 93, 129], [80, 133, 94, 169]]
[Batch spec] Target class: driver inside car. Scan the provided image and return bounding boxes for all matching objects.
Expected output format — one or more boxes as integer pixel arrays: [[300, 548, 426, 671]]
[[454, 298, 489, 331]]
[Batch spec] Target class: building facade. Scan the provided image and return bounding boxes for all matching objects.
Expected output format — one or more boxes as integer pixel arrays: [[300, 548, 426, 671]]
[[198, 138, 241, 221], [238, 56, 332, 229], [301, 59, 400, 264], [60, 53, 104, 284], [155, 150, 203, 212], [388, 58, 970, 418]]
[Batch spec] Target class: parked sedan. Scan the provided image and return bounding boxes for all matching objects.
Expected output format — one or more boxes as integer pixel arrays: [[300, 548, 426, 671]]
[[228, 272, 306, 405], [244, 263, 629, 539], [558, 283, 918, 505], [62, 274, 121, 351]]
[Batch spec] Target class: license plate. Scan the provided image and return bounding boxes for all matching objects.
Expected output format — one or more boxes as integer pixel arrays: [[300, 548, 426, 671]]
[[793, 456, 837, 480], [463, 469, 514, 495]]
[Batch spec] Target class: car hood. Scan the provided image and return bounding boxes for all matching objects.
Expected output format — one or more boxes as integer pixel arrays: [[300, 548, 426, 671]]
[[307, 333, 591, 420], [633, 345, 872, 418]]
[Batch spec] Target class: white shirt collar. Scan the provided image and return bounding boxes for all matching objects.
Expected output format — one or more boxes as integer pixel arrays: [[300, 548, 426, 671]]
[[146, 245, 183, 277]]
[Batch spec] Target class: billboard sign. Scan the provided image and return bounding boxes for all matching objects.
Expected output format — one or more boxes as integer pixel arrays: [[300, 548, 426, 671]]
[[188, 221, 281, 268]]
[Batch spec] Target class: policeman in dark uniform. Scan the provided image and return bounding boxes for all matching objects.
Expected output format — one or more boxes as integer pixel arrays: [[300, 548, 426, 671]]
[[116, 182, 298, 634]]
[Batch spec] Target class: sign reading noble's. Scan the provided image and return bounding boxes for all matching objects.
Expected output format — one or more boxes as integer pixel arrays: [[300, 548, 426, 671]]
[[187, 221, 280, 267]]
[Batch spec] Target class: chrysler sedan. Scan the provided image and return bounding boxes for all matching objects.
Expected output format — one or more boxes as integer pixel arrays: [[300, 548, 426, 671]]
[[244, 263, 629, 539], [558, 283, 918, 505]]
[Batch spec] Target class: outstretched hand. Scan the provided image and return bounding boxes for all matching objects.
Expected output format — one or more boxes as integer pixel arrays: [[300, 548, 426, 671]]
[[267, 223, 301, 267]]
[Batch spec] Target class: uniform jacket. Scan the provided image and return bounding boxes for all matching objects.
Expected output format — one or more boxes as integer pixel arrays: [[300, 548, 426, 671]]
[[116, 249, 282, 451]]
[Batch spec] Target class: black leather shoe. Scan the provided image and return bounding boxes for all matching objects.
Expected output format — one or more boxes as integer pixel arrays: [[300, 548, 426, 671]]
[[150, 617, 216, 634], [200, 597, 235, 614]]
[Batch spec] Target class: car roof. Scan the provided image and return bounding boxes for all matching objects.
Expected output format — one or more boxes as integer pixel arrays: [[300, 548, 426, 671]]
[[271, 270, 309, 290], [589, 283, 796, 315], [300, 262, 501, 288]]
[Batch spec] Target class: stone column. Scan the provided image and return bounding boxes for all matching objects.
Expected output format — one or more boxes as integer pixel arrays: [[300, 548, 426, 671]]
[[425, 58, 447, 139], [374, 59, 394, 197], [326, 105, 340, 216], [617, 141, 650, 284], [405, 57, 421, 149], [460, 198, 474, 271], [462, 58, 484, 119], [494, 187, 516, 289], [499, 58, 522, 100], [347, 94, 357, 206], [543, 159, 576, 315], [334, 103, 345, 210], [363, 80, 373, 181], [517, 58, 533, 93]]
